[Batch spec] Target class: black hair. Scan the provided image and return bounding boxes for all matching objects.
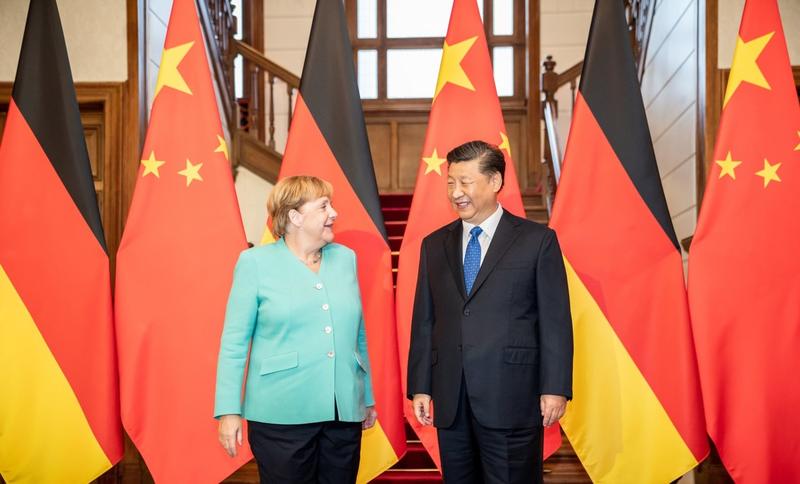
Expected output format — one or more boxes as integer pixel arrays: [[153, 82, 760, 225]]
[[446, 140, 505, 188]]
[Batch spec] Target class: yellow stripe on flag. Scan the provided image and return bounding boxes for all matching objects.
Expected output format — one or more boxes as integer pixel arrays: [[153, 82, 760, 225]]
[[559, 258, 698, 483], [356, 421, 401, 483], [0, 265, 111, 484]]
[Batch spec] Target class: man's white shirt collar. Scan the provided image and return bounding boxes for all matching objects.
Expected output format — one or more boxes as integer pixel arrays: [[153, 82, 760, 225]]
[[462, 203, 503, 241]]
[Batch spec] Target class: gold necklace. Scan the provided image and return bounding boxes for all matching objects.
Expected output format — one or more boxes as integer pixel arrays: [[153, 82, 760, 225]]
[[303, 251, 322, 265]]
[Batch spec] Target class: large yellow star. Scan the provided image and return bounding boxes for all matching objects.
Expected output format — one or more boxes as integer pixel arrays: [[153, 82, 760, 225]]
[[155, 41, 194, 98], [755, 158, 781, 188], [716, 151, 742, 180], [214, 135, 229, 160], [423, 148, 447, 176], [499, 131, 512, 158], [434, 36, 478, 101], [178, 159, 203, 186], [723, 32, 774, 107], [141, 151, 166, 178]]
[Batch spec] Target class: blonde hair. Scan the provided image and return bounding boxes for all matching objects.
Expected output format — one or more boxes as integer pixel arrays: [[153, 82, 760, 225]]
[[267, 176, 333, 238]]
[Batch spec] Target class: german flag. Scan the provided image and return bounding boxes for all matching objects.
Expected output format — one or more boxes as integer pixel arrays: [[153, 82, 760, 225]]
[[689, 0, 800, 480], [262, 1, 407, 480], [0, 0, 122, 481], [115, 0, 252, 481], [548, 0, 709, 481]]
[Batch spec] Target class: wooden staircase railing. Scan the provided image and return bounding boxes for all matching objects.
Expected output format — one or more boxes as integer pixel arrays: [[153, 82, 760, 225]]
[[540, 0, 657, 213], [196, 0, 299, 183]]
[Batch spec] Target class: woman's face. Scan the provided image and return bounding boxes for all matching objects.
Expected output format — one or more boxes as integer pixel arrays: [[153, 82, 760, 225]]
[[294, 195, 337, 245]]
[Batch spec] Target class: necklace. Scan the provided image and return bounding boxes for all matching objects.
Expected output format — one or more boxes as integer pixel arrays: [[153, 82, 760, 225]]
[[302, 251, 322, 265]]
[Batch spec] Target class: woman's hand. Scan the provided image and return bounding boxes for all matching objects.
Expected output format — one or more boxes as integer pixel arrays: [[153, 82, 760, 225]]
[[362, 406, 378, 430], [218, 414, 243, 457]]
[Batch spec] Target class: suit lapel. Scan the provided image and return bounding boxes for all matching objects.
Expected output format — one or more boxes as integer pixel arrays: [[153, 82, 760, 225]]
[[466, 210, 520, 302], [443, 220, 467, 300]]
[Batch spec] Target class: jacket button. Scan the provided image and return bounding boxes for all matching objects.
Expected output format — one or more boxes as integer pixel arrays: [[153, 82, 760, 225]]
[[463, 308, 470, 316], [327, 351, 335, 358], [322, 303, 330, 311], [324, 326, 332, 334]]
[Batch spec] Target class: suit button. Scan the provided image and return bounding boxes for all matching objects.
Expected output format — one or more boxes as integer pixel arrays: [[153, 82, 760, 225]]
[[327, 351, 335, 358], [324, 326, 332, 334], [322, 303, 330, 311], [463, 308, 470, 316]]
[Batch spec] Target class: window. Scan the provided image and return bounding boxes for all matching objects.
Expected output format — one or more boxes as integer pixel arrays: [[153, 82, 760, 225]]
[[347, 0, 525, 101]]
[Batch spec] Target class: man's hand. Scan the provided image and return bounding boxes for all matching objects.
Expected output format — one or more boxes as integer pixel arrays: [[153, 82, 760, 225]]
[[412, 393, 433, 426], [363, 406, 378, 429], [218, 414, 243, 457], [540, 394, 567, 427]]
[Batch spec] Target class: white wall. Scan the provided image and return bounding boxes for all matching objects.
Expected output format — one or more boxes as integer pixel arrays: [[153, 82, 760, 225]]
[[0, 0, 127, 82], [718, 0, 800, 68], [235, 166, 274, 244], [640, 0, 699, 270], [539, 0, 594, 154], [263, 0, 315, 153]]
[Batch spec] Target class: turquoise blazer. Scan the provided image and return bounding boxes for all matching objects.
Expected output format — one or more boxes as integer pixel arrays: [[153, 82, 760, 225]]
[[214, 239, 374, 424]]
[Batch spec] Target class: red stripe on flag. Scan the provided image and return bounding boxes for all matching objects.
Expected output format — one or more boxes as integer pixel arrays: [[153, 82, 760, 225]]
[[0, 100, 121, 461], [551, 93, 707, 459]]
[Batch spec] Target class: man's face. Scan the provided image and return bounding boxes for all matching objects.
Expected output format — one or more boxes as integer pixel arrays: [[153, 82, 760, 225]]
[[447, 158, 502, 225]]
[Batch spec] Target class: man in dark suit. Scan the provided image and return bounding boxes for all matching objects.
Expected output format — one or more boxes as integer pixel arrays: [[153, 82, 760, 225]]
[[407, 140, 573, 483]]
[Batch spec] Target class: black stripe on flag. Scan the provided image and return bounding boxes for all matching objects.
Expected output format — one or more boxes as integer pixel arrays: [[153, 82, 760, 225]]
[[298, 0, 387, 241], [578, 0, 679, 251], [12, 0, 106, 252]]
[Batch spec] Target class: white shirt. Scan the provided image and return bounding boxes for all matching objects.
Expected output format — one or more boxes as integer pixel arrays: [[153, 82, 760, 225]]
[[461, 203, 504, 266]]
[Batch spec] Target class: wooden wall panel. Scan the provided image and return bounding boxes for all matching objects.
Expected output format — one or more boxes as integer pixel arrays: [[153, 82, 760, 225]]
[[366, 122, 392, 190]]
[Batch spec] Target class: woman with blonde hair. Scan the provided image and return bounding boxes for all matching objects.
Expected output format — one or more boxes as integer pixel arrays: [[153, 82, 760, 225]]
[[214, 175, 377, 483]]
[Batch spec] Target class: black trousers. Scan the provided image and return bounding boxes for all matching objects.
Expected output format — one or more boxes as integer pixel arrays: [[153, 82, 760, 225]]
[[437, 376, 544, 484], [248, 417, 362, 484]]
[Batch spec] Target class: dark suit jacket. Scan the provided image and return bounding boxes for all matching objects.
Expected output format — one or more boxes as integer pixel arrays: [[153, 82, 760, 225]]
[[407, 209, 573, 429]]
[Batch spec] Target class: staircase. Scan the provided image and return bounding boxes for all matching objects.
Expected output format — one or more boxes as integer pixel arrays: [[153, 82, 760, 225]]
[[374, 193, 443, 482]]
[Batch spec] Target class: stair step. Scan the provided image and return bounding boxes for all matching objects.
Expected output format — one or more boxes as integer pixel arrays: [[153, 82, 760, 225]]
[[372, 469, 442, 482], [385, 221, 407, 237], [379, 193, 414, 209], [392, 442, 436, 469], [388, 236, 403, 252], [382, 207, 411, 222]]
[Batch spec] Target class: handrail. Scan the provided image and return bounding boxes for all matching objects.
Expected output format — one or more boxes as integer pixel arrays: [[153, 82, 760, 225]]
[[540, 55, 581, 214], [234, 40, 300, 88]]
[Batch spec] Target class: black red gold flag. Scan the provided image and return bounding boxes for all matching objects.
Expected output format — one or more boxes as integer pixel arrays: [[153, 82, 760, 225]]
[[549, 0, 709, 481], [0, 0, 122, 481]]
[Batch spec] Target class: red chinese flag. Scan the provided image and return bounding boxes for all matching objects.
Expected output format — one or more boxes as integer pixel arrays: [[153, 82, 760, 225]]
[[267, 1, 406, 480], [0, 1, 122, 481], [114, 0, 252, 481], [395, 0, 561, 468], [688, 0, 800, 481]]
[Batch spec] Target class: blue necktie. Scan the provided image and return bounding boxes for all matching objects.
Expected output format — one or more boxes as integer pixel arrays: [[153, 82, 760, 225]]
[[464, 226, 483, 294]]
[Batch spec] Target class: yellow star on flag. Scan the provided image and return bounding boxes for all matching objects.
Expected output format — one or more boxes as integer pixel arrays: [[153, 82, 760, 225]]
[[499, 131, 512, 158], [794, 131, 799, 151], [214, 135, 229, 160], [155, 41, 194, 98], [434, 36, 478, 101], [178, 159, 203, 186], [423, 148, 447, 176], [716, 151, 742, 180], [723, 32, 774, 107], [141, 151, 166, 178], [755, 158, 781, 188]]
